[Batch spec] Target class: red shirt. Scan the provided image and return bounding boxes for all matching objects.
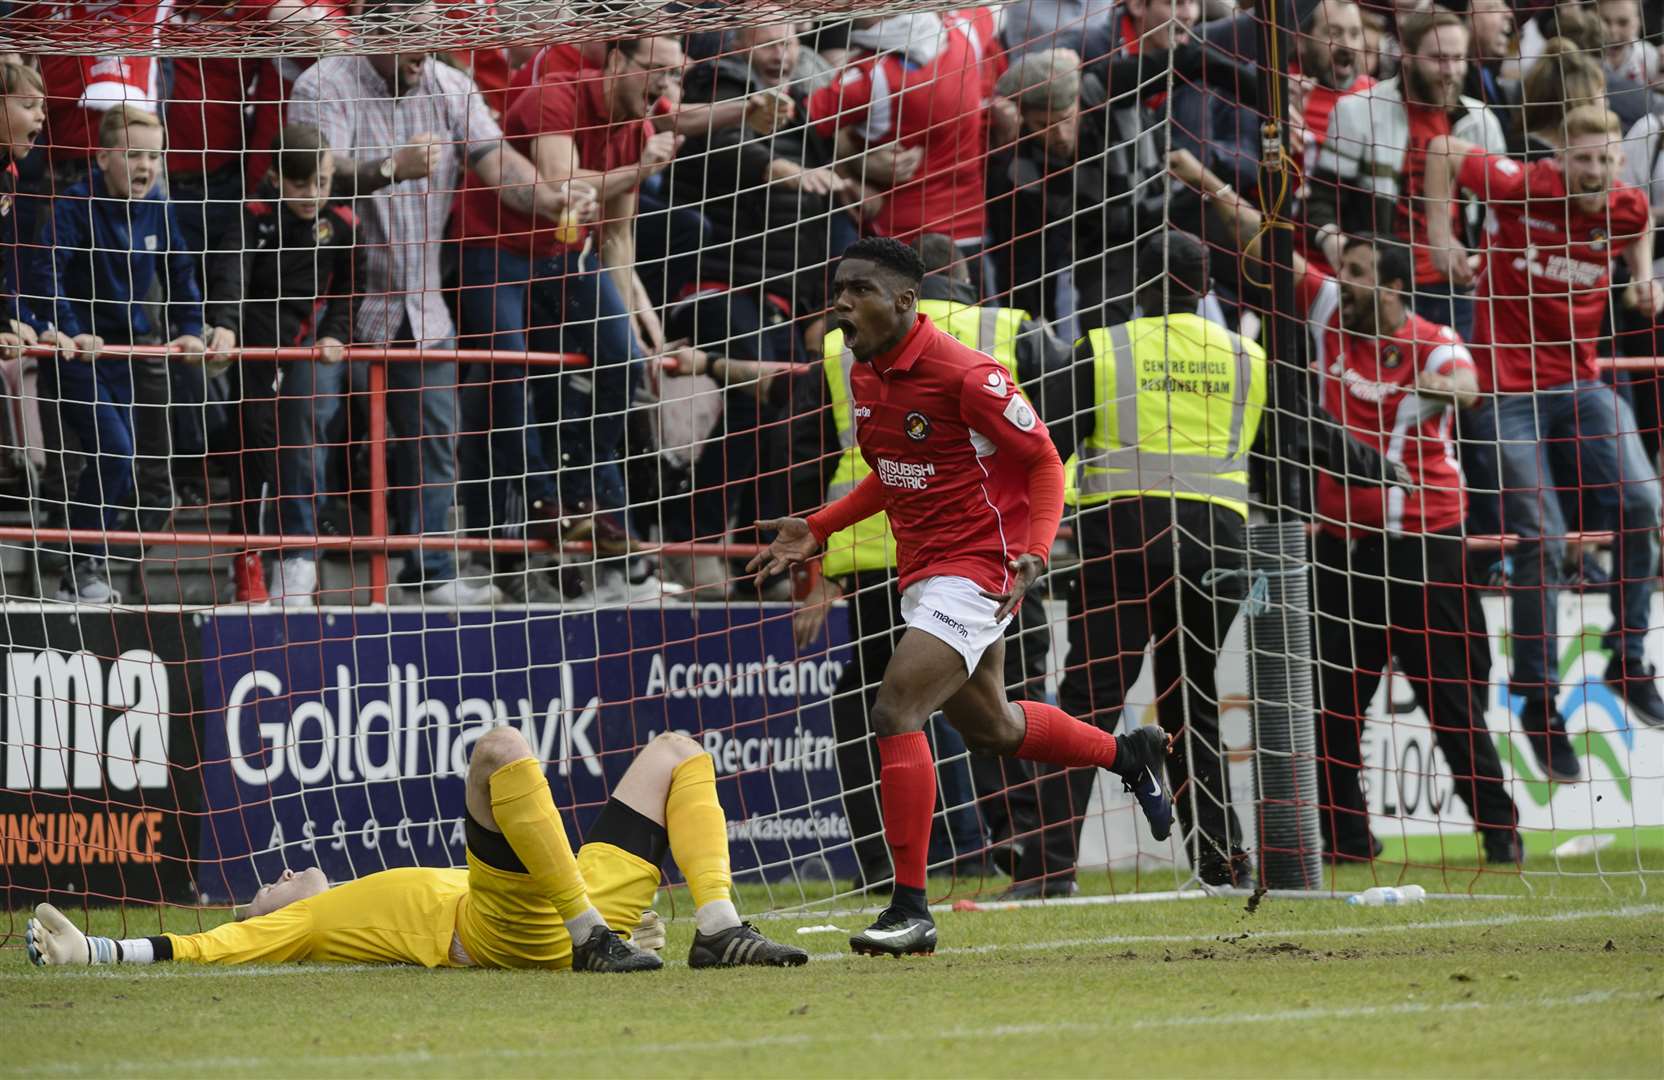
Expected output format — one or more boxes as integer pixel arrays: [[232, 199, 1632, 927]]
[[943, 7, 1007, 101], [452, 72, 651, 259], [31, 0, 170, 165], [1298, 74, 1375, 272], [1300, 268, 1474, 536], [1460, 149, 1651, 393], [806, 33, 987, 242], [1399, 102, 1456, 285], [507, 43, 587, 95], [166, 0, 291, 180], [1301, 75, 1374, 168], [821, 314, 1058, 593]]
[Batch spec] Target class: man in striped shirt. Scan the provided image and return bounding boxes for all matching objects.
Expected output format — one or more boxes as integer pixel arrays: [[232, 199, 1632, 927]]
[[288, 0, 580, 604]]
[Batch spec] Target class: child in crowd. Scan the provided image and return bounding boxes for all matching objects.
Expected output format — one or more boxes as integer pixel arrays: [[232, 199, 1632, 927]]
[[33, 104, 236, 603], [205, 122, 360, 605], [0, 61, 44, 360]]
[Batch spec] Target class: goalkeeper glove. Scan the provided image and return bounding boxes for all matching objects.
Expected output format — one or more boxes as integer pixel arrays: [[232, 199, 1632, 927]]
[[629, 910, 666, 954]]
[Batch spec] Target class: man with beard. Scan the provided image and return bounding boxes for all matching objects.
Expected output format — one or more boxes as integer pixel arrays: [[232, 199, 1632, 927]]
[[1173, 148, 1524, 866], [1424, 108, 1664, 770], [1308, 6, 1506, 339], [1298, 0, 1375, 177]]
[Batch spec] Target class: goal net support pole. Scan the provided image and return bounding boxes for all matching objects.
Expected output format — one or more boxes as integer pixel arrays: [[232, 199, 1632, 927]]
[[1245, 0, 1321, 890]]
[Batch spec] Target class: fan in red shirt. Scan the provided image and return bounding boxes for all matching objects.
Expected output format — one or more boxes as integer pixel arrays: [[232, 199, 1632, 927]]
[[806, 13, 988, 258], [1423, 108, 1664, 767], [1426, 124, 1656, 393], [1293, 0, 1375, 274], [747, 238, 1173, 957], [24, 0, 170, 170]]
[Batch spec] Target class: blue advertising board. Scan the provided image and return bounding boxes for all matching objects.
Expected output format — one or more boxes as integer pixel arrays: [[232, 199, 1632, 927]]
[[192, 605, 855, 903]]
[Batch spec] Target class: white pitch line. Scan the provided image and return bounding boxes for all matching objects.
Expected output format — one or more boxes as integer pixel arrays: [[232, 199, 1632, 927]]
[[0, 901, 1656, 981], [791, 901, 1664, 963], [6, 989, 1658, 1076]]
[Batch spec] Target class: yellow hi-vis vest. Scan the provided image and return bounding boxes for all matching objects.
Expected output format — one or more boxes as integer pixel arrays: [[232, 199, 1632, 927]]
[[820, 299, 1030, 577], [1066, 313, 1266, 519]]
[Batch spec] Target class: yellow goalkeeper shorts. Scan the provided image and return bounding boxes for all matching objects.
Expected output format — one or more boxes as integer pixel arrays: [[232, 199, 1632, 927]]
[[455, 840, 660, 971]]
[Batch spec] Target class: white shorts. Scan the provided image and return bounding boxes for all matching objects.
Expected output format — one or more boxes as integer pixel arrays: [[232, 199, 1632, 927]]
[[900, 575, 1012, 675]]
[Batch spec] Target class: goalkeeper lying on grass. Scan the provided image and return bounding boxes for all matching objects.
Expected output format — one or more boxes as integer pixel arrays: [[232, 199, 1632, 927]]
[[27, 730, 807, 973]]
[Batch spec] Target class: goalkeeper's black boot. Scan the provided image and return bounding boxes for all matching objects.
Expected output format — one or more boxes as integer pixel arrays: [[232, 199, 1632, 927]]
[[571, 924, 664, 973], [689, 921, 809, 968], [850, 906, 937, 958], [1113, 725, 1174, 841]]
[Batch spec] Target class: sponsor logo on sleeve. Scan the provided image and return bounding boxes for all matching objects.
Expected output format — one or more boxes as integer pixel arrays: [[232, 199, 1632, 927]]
[[982, 370, 1009, 396], [1002, 394, 1036, 431]]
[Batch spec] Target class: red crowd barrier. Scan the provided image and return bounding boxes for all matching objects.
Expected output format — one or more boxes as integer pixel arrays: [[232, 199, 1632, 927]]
[[8, 345, 779, 602]]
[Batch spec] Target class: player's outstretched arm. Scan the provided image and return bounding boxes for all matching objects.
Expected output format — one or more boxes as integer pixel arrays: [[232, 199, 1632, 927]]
[[746, 517, 822, 587], [747, 473, 884, 586]]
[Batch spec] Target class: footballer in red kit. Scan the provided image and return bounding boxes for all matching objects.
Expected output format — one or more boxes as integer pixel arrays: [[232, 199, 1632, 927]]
[[749, 238, 1173, 956], [1423, 108, 1664, 770]]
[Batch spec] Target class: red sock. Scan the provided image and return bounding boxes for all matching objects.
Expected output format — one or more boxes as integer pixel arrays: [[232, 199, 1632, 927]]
[[877, 732, 936, 891], [1016, 699, 1118, 771]]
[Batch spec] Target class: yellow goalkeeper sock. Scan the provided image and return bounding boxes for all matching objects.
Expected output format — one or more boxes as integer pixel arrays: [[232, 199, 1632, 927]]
[[665, 754, 738, 934], [489, 757, 597, 930]]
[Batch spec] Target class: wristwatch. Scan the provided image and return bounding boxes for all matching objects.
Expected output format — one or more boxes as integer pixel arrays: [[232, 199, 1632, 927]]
[[379, 156, 397, 184]]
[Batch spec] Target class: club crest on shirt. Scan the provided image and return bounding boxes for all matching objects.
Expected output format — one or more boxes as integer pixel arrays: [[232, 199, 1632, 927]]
[[904, 411, 932, 440], [1380, 344, 1404, 371], [0, 195, 10, 218], [316, 218, 333, 244], [1588, 228, 1608, 253]]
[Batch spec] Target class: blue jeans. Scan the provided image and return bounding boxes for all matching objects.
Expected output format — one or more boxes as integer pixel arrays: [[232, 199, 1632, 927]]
[[277, 355, 348, 549], [456, 245, 641, 536], [48, 355, 137, 563], [1468, 382, 1661, 696], [1409, 279, 1475, 342], [373, 338, 459, 585]]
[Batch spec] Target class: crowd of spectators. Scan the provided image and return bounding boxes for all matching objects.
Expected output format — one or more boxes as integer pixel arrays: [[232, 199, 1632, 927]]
[[0, 0, 1659, 887], [0, 0, 1655, 613]]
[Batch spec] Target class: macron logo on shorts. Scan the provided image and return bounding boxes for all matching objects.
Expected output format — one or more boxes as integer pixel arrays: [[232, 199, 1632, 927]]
[[931, 609, 970, 639]]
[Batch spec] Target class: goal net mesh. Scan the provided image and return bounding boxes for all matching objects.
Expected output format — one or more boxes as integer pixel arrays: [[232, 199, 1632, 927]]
[[0, 0, 1660, 937]]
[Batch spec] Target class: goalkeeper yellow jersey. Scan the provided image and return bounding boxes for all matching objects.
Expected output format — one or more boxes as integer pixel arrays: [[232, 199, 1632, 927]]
[[168, 867, 471, 968], [167, 844, 659, 969]]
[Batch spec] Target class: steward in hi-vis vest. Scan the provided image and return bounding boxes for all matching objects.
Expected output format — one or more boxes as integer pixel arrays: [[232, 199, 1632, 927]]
[[1026, 230, 1265, 891]]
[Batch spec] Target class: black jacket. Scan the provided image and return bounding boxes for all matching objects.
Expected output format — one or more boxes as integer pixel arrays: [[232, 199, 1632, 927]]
[[988, 41, 1257, 324], [671, 58, 837, 316], [207, 196, 361, 349]]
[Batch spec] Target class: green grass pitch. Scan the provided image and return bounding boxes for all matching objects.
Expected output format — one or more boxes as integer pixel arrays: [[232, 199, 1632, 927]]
[[3, 853, 1661, 1079]]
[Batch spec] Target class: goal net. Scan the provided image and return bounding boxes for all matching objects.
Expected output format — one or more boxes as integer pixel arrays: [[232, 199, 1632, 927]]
[[0, 0, 1660, 936]]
